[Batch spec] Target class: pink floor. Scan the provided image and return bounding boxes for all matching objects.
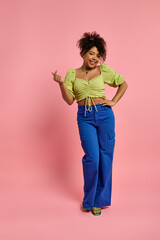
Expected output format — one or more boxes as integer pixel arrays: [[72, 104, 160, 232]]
[[0, 154, 159, 240]]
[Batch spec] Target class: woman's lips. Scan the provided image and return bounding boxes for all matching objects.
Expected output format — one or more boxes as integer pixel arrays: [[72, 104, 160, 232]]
[[89, 60, 96, 65]]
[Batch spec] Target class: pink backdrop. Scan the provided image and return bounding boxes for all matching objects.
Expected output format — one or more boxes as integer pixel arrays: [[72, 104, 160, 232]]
[[0, 0, 160, 239]]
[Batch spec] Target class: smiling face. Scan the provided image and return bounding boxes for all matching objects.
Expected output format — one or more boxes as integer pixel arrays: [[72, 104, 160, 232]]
[[82, 46, 100, 70]]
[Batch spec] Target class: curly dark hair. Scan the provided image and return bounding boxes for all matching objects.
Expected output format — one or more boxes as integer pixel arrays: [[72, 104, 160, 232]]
[[76, 31, 107, 63]]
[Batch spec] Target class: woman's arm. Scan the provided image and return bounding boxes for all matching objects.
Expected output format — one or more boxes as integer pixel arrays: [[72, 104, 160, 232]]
[[99, 81, 128, 106], [111, 81, 128, 105], [59, 82, 75, 105], [52, 70, 75, 105]]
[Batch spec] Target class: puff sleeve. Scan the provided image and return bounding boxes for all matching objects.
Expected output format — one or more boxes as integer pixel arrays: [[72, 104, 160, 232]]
[[100, 62, 125, 87], [64, 69, 76, 99]]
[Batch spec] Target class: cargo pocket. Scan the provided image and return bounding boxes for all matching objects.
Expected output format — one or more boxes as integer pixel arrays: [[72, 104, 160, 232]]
[[107, 130, 115, 152]]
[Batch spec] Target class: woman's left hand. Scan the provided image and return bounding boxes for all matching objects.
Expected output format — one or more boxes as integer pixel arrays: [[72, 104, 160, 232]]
[[98, 97, 116, 107]]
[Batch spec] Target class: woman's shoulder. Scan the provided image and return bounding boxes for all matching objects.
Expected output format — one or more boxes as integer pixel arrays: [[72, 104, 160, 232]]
[[100, 62, 116, 74], [64, 68, 75, 82], [65, 68, 75, 76], [99, 61, 108, 69], [66, 68, 75, 73]]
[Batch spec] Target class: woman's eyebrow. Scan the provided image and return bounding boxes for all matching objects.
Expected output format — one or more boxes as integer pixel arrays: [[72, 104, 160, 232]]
[[90, 50, 100, 55]]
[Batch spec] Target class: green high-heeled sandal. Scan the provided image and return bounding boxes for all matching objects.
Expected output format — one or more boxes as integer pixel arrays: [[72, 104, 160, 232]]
[[91, 207, 101, 216], [82, 205, 91, 211]]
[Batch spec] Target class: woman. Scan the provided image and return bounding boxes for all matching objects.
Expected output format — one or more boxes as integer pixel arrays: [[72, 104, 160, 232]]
[[52, 31, 128, 216]]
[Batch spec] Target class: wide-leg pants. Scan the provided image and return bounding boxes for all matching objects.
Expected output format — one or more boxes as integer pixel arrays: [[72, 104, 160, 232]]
[[77, 103, 115, 210]]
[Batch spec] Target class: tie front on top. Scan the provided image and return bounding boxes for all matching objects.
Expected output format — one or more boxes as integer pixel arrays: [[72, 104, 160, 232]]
[[64, 62, 125, 117]]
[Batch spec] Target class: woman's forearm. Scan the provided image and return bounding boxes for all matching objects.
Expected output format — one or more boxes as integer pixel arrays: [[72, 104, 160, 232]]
[[112, 81, 128, 104], [59, 82, 74, 105]]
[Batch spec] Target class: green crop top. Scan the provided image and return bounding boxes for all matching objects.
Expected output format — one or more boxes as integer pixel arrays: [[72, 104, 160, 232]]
[[64, 62, 125, 117]]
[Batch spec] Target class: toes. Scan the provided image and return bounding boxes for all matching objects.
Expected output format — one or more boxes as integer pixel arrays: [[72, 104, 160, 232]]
[[92, 207, 101, 213]]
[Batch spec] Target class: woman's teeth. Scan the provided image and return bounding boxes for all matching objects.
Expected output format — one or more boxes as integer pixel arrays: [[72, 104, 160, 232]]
[[90, 61, 96, 65]]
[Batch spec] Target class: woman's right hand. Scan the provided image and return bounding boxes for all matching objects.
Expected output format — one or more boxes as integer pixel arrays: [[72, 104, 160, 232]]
[[51, 70, 64, 84]]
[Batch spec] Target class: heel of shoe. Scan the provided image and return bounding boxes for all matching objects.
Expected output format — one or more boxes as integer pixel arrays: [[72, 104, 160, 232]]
[[82, 205, 91, 211]]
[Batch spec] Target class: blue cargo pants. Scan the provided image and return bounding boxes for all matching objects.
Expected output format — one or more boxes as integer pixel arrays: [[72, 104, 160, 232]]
[[77, 103, 115, 210]]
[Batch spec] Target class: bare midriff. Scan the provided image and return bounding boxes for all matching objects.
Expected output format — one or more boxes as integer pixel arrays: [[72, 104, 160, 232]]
[[78, 97, 105, 106]]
